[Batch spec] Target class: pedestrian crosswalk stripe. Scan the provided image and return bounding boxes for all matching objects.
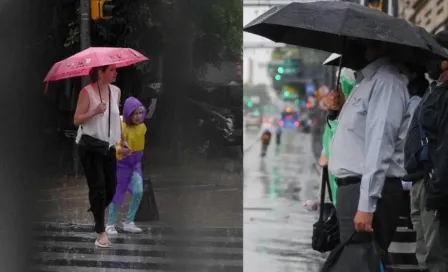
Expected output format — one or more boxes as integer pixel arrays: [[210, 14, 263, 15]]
[[33, 223, 243, 271]]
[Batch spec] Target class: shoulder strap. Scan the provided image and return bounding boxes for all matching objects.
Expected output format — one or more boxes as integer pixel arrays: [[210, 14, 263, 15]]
[[417, 86, 433, 163], [319, 166, 333, 220], [96, 83, 111, 139], [80, 86, 91, 132], [108, 85, 111, 139]]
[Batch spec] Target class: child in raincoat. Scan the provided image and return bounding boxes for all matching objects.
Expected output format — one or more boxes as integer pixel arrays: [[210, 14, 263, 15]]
[[304, 68, 355, 211], [106, 97, 147, 234]]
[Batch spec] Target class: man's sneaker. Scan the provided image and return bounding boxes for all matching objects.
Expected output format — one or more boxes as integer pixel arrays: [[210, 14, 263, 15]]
[[123, 222, 143, 233], [106, 225, 118, 235]]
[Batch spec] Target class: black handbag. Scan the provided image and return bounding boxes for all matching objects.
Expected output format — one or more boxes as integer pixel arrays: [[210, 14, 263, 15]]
[[312, 166, 340, 253], [78, 84, 112, 156], [321, 232, 388, 272]]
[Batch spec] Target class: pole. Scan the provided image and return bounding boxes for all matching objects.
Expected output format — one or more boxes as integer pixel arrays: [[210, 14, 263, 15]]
[[80, 0, 91, 87], [73, 0, 92, 177]]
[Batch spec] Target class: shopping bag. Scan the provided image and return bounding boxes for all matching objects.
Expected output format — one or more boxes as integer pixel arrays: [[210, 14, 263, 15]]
[[321, 232, 388, 272], [134, 177, 160, 222]]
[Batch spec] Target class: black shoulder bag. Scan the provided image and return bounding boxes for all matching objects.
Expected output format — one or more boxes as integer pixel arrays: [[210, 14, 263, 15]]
[[78, 84, 111, 156], [312, 166, 340, 253]]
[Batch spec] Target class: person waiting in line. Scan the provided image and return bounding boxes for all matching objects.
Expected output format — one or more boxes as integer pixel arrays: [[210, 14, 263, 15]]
[[400, 65, 429, 230], [405, 29, 448, 272], [328, 40, 410, 259], [305, 68, 356, 212]]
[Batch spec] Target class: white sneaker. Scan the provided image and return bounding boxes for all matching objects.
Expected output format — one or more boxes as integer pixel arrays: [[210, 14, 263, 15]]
[[123, 222, 143, 233], [106, 225, 118, 235]]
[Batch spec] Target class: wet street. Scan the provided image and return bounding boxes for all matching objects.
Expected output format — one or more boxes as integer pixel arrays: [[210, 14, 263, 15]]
[[243, 125, 326, 271]]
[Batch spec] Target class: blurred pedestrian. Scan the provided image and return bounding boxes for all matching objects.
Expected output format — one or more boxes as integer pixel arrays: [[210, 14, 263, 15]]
[[261, 129, 272, 155], [275, 126, 282, 145], [260, 129, 272, 157], [328, 41, 410, 257]]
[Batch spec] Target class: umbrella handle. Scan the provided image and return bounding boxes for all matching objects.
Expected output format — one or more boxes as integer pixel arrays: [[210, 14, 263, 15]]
[[327, 37, 347, 120]]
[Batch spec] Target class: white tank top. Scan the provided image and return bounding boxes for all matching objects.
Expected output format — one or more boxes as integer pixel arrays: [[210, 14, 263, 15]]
[[75, 84, 121, 147]]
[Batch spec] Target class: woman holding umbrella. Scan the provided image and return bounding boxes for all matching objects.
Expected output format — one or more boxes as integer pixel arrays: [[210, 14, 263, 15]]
[[74, 64, 129, 248], [44, 47, 149, 248]]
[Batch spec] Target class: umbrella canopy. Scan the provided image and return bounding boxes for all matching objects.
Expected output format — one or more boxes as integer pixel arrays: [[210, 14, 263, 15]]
[[323, 26, 448, 69], [44, 47, 149, 83], [244, 1, 448, 61]]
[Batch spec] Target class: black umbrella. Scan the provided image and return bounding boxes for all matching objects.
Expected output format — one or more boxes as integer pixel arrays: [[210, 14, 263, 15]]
[[244, 1, 448, 61], [322, 26, 448, 69]]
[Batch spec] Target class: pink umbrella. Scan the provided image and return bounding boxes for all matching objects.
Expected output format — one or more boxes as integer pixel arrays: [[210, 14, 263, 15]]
[[43, 47, 149, 91]]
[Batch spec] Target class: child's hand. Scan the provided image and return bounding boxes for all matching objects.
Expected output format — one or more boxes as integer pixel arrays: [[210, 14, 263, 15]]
[[121, 140, 130, 149], [120, 147, 132, 157]]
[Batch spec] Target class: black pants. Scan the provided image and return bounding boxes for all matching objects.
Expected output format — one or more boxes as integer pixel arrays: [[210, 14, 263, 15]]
[[336, 178, 403, 255], [78, 145, 117, 233]]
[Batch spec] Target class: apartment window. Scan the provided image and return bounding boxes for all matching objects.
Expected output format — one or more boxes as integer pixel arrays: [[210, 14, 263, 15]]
[[437, 0, 444, 6], [425, 9, 432, 18], [426, 19, 432, 26], [437, 7, 444, 15]]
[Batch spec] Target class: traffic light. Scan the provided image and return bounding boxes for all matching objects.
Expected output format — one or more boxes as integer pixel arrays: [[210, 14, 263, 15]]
[[91, 0, 115, 21], [274, 74, 282, 81], [247, 101, 253, 108], [283, 90, 290, 97], [277, 66, 285, 74]]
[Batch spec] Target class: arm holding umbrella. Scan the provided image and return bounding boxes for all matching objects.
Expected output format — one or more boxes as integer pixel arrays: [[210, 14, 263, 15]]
[[74, 88, 107, 125]]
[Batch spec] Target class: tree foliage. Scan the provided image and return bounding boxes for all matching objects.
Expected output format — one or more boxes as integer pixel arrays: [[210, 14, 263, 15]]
[[64, 0, 242, 74]]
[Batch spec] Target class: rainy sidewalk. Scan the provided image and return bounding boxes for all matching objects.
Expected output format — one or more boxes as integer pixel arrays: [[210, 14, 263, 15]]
[[33, 156, 243, 271], [37, 159, 243, 228]]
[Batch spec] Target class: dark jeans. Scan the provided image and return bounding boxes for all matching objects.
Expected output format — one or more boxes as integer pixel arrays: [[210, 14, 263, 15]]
[[78, 145, 117, 233], [336, 178, 403, 255]]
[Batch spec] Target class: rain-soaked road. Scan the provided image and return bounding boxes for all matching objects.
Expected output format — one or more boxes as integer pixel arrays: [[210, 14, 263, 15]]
[[243, 125, 326, 272]]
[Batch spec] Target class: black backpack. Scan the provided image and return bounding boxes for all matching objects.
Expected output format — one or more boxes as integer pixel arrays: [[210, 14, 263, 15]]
[[403, 88, 432, 181]]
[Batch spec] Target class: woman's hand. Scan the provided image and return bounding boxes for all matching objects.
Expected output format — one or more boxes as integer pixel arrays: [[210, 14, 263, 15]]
[[318, 153, 328, 167], [119, 147, 132, 157], [94, 102, 107, 115]]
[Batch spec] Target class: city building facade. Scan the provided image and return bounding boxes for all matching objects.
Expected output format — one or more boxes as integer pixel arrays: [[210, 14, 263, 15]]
[[399, 0, 448, 34]]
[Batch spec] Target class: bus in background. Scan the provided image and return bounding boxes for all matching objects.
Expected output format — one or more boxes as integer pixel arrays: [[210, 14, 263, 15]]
[[279, 106, 300, 129]]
